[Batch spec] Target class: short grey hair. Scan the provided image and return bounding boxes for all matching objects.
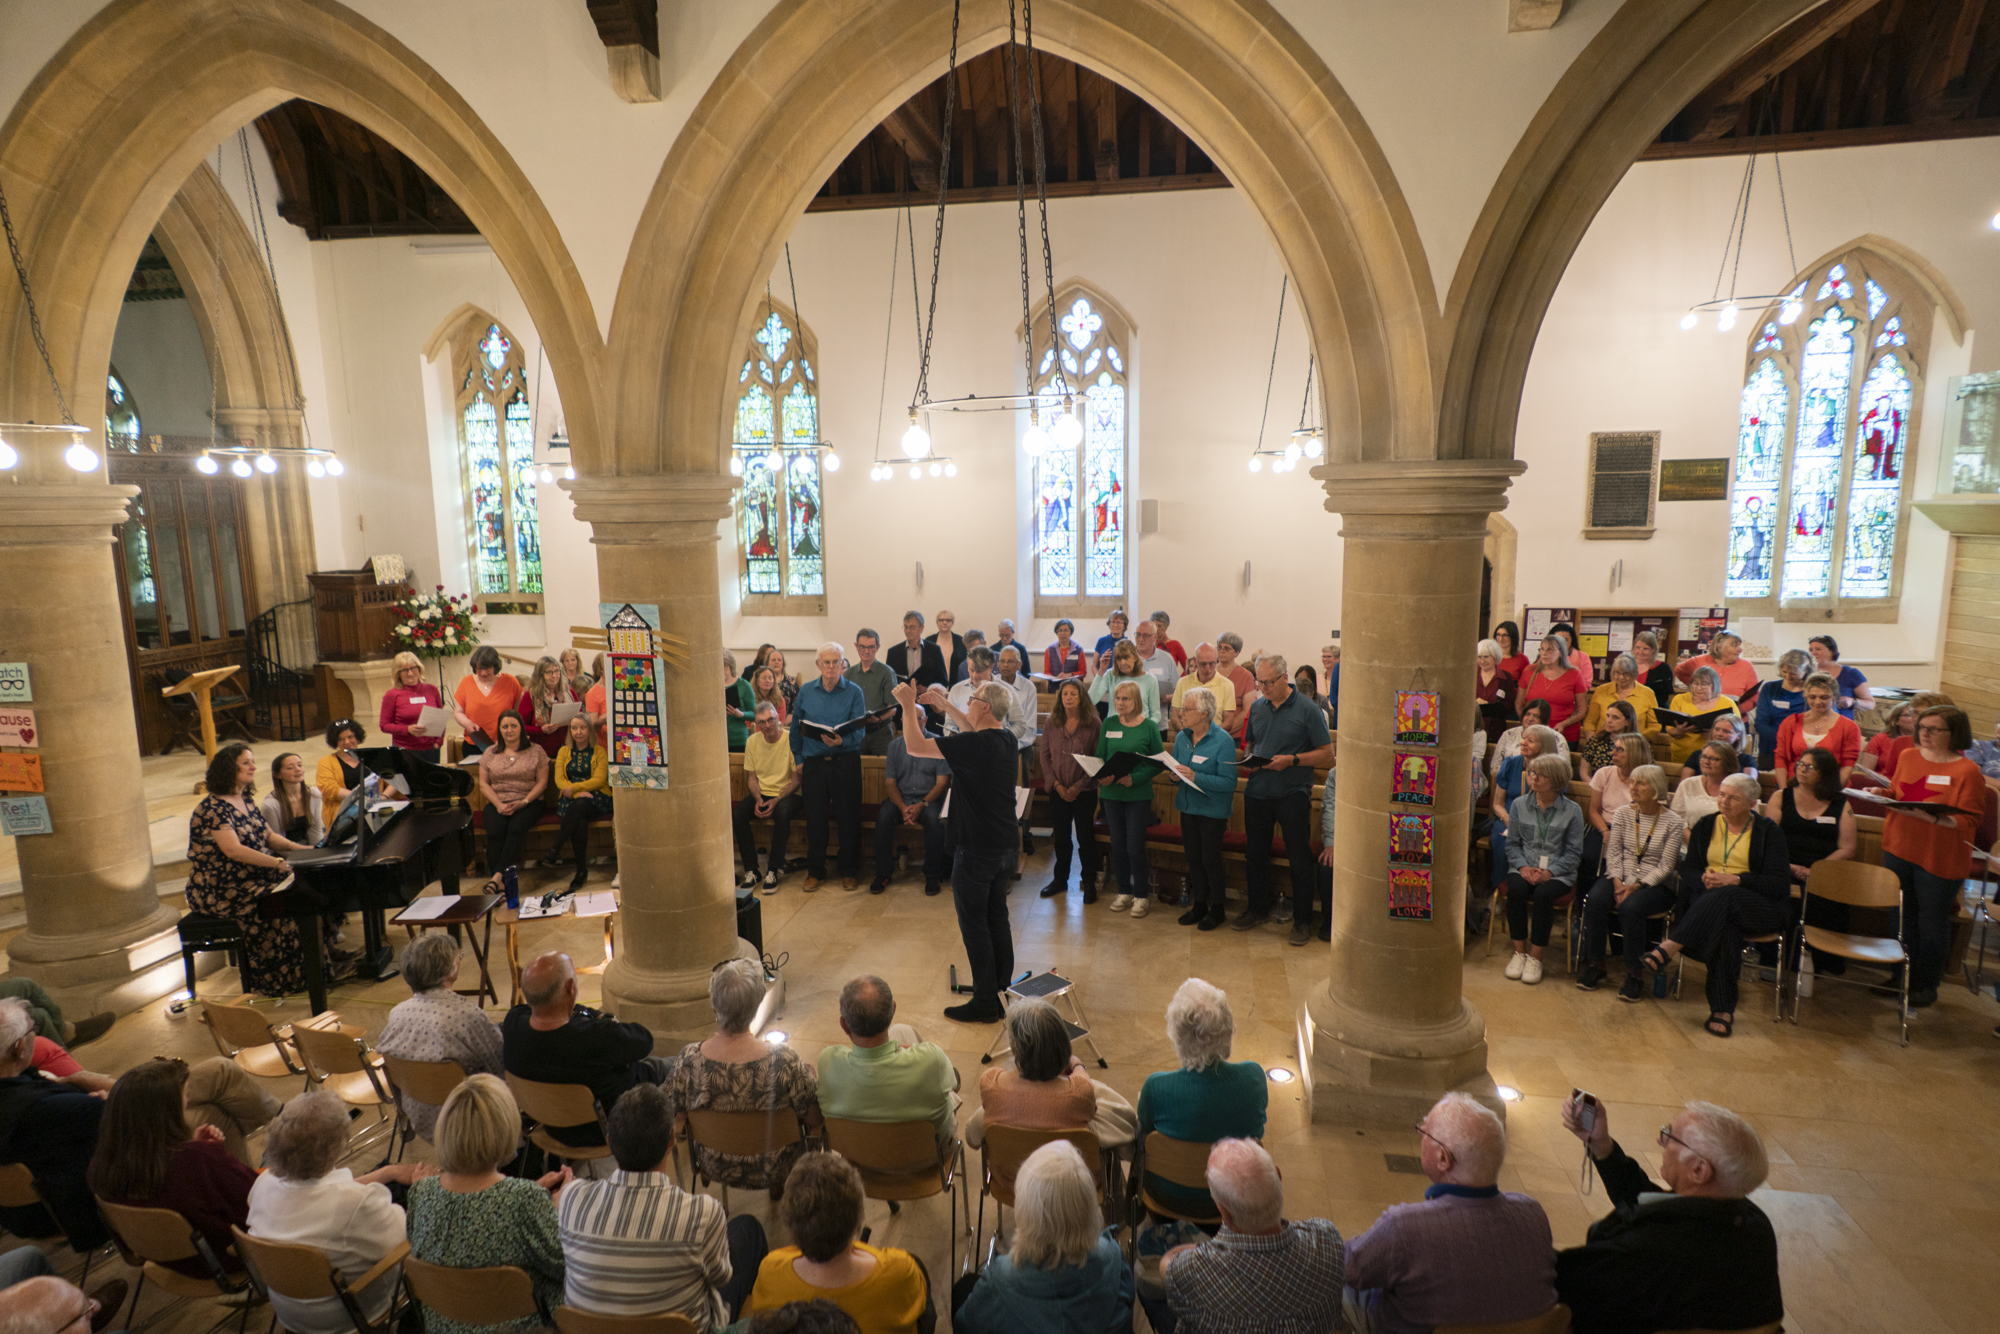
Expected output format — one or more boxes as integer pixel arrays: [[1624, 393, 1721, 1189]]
[[0, 997, 34, 1056], [520, 953, 575, 1006], [1629, 764, 1671, 801], [997, 646, 1023, 668], [1007, 998, 1073, 1082], [1179, 685, 1218, 724], [1677, 1101, 1769, 1196], [1720, 772, 1762, 803], [1522, 724, 1563, 756], [710, 958, 766, 1034], [1778, 648, 1812, 681], [1476, 638, 1503, 663], [1425, 1092, 1505, 1187], [816, 641, 845, 662], [1255, 652, 1289, 680], [967, 646, 996, 673], [1688, 665, 1721, 695], [973, 682, 1011, 722], [1165, 978, 1234, 1071], [998, 619, 1016, 633], [1612, 654, 1638, 678], [753, 701, 779, 720], [838, 975, 894, 1039], [1206, 1138, 1282, 1232], [263, 1092, 351, 1181], [1011, 1140, 1102, 1270], [1217, 631, 1244, 652], [402, 933, 460, 993]]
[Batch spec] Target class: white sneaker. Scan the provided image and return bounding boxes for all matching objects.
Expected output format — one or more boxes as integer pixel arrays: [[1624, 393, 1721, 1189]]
[[1129, 898, 1151, 919], [1108, 894, 1133, 913], [1504, 952, 1526, 980], [1522, 957, 1544, 985], [762, 871, 780, 894]]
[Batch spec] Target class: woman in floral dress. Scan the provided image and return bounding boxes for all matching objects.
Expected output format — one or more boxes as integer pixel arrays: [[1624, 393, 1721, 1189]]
[[186, 743, 344, 997], [670, 958, 820, 1194]]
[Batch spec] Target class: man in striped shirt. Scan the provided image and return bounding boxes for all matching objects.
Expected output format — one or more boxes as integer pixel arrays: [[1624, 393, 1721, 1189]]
[[556, 1083, 767, 1331]]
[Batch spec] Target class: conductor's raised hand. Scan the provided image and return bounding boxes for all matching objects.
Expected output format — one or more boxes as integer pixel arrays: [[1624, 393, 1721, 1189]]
[[920, 685, 951, 711], [892, 680, 921, 709]]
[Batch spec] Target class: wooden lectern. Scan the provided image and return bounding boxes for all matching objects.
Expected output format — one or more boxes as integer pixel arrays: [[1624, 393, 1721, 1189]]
[[161, 665, 243, 760]]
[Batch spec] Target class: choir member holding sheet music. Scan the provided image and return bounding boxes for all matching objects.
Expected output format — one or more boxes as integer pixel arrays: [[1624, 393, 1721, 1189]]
[[380, 651, 446, 765]]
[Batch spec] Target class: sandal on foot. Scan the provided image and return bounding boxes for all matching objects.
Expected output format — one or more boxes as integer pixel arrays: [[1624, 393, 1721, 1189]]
[[1705, 1013, 1734, 1038], [1641, 945, 1672, 974]]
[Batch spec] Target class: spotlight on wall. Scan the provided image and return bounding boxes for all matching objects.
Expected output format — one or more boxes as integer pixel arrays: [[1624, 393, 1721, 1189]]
[[1267, 1067, 1297, 1085]]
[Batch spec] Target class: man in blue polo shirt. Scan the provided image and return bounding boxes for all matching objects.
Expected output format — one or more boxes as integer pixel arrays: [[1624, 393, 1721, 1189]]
[[791, 642, 868, 890], [1237, 653, 1335, 943]]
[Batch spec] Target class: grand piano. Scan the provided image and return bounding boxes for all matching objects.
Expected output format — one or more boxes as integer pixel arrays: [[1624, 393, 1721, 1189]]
[[270, 748, 472, 1014]]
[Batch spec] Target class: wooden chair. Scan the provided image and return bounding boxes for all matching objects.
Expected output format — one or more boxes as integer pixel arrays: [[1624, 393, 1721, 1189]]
[[505, 1072, 616, 1169], [1673, 921, 1788, 1023], [975, 1125, 1102, 1273], [292, 1026, 397, 1152], [554, 1307, 699, 1334], [822, 1116, 968, 1277], [401, 1257, 546, 1330], [231, 1226, 409, 1334], [380, 1056, 467, 1161], [682, 1106, 808, 1213], [1133, 1131, 1222, 1226], [96, 1197, 251, 1332], [1793, 860, 1910, 1045], [202, 1000, 313, 1087], [0, 1162, 101, 1284], [1436, 1305, 1571, 1334]]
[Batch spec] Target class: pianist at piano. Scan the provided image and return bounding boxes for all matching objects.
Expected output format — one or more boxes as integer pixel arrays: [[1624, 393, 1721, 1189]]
[[186, 744, 350, 997]]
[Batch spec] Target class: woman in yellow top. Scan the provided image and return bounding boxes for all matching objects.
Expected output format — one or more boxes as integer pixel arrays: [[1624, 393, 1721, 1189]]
[[315, 717, 368, 829], [539, 714, 608, 890], [1661, 664, 1740, 771], [1577, 653, 1662, 770], [742, 1152, 930, 1334]]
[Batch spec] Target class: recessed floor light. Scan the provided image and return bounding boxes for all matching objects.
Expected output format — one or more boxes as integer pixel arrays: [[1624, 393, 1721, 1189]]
[[762, 1030, 788, 1045], [1267, 1067, 1296, 1084], [1496, 1085, 1523, 1102]]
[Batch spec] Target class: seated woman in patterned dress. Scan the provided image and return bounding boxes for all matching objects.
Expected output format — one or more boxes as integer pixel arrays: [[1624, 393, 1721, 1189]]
[[185, 743, 347, 997], [670, 959, 821, 1198]]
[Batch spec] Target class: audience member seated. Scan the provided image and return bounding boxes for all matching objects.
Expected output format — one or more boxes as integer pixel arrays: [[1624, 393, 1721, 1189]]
[[1576, 765, 1686, 1001], [407, 1075, 570, 1334], [1631, 629, 1675, 701], [1474, 638, 1519, 746], [732, 1300, 860, 1334], [741, 1153, 933, 1334], [477, 711, 550, 881], [671, 959, 821, 1196], [1673, 630, 1759, 699], [1342, 1094, 1555, 1334], [735, 703, 801, 893], [502, 951, 666, 1151], [1037, 680, 1103, 904], [1097, 680, 1164, 917], [0, 1268, 126, 1334], [792, 643, 868, 891], [1582, 732, 1651, 879], [261, 751, 325, 847], [815, 976, 960, 1150], [1163, 686, 1241, 931], [558, 1084, 767, 1331], [871, 726, 950, 896], [1490, 718, 1563, 897], [1502, 753, 1586, 986], [1662, 665, 1740, 771], [1519, 634, 1591, 747], [1645, 774, 1790, 1038], [314, 720, 367, 833], [1491, 698, 1570, 776], [1767, 747, 1857, 979], [454, 644, 525, 756], [376, 932, 506, 1141], [1808, 634, 1873, 717], [1153, 1139, 1345, 1334], [247, 1092, 427, 1334], [524, 654, 583, 757], [1132, 620, 1180, 698], [1671, 741, 1739, 827], [1043, 617, 1087, 681], [1752, 649, 1811, 764], [1774, 672, 1862, 783], [1700, 713, 1755, 782], [1215, 634, 1257, 743], [1173, 642, 1240, 734], [967, 998, 1136, 1158], [86, 1057, 274, 1280], [1089, 639, 1161, 727], [0, 998, 112, 1251], [380, 651, 447, 761], [0, 977, 111, 1049], [751, 666, 789, 724], [952, 1140, 1133, 1334], [1578, 654, 1662, 766], [539, 714, 608, 890], [1237, 654, 1335, 941], [767, 650, 801, 716], [1136, 980, 1267, 1220], [1556, 1096, 1782, 1334]]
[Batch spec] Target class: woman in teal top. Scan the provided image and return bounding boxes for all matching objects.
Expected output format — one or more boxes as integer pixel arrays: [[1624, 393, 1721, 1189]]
[[724, 652, 755, 752], [1095, 680, 1162, 917], [1164, 685, 1239, 930], [1136, 978, 1266, 1217]]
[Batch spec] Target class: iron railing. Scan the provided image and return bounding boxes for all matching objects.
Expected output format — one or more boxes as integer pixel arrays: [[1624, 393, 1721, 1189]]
[[247, 597, 314, 740]]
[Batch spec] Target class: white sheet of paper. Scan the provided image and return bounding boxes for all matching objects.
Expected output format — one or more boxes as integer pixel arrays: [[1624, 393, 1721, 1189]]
[[1072, 754, 1105, 776], [396, 895, 460, 921], [414, 704, 454, 738], [515, 895, 568, 920], [1607, 621, 1634, 654], [1151, 751, 1202, 789], [940, 788, 1033, 819], [549, 700, 583, 727], [573, 890, 618, 918]]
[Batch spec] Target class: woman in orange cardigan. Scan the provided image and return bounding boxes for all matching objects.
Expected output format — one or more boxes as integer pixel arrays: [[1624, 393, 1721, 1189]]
[[1877, 706, 1986, 1009]]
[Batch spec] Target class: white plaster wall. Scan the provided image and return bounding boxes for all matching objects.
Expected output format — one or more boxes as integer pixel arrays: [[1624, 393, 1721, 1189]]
[[108, 298, 213, 436]]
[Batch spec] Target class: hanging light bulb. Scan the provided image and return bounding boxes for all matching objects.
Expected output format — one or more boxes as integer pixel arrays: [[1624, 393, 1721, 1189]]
[[1247, 457, 1262, 473], [902, 410, 931, 459], [254, 452, 278, 474], [1284, 441, 1302, 466], [538, 464, 555, 485], [793, 453, 813, 477], [229, 457, 253, 478], [908, 464, 922, 480], [1716, 304, 1739, 332], [1023, 411, 1049, 457], [195, 452, 219, 475], [1303, 432, 1324, 460], [764, 450, 783, 472], [928, 461, 943, 477], [0, 438, 15, 470], [1678, 310, 1699, 331], [325, 456, 345, 477], [1052, 397, 1083, 448], [943, 461, 957, 477], [824, 451, 840, 472], [563, 465, 575, 480], [1779, 299, 1803, 325], [305, 458, 325, 478], [64, 440, 100, 472], [729, 454, 745, 477]]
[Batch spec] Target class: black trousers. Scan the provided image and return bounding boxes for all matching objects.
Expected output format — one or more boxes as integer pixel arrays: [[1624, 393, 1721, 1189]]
[[1505, 871, 1573, 949], [1245, 791, 1321, 920], [1182, 813, 1228, 910], [952, 845, 1015, 1009], [876, 800, 948, 880], [802, 751, 863, 878], [1047, 787, 1101, 887], [732, 792, 798, 876], [1670, 878, 1788, 1014], [1581, 877, 1675, 970], [554, 794, 608, 867], [481, 800, 542, 874], [720, 1214, 770, 1320]]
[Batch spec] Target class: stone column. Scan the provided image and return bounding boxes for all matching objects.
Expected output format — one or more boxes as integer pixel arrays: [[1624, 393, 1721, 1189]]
[[1, 431, 183, 1012], [1302, 459, 1524, 1125], [563, 474, 754, 1037]]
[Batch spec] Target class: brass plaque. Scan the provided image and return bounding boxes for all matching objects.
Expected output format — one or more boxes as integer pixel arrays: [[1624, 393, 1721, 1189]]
[[1658, 458, 1729, 501]]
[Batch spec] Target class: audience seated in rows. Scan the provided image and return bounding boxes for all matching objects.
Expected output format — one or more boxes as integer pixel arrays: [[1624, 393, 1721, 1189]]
[[1577, 653, 1662, 768], [376, 932, 506, 1141], [0, 976, 112, 1050], [1752, 648, 1812, 760], [1671, 740, 1740, 827], [1662, 665, 1740, 771], [965, 998, 1136, 1157], [815, 975, 959, 1150], [671, 959, 821, 1195], [1519, 634, 1592, 747], [1768, 746, 1858, 979], [502, 951, 667, 1151], [1136, 980, 1267, 1218], [737, 1152, 933, 1334], [1773, 672, 1862, 782], [1691, 713, 1755, 782], [1581, 732, 1652, 881], [952, 1140, 1133, 1334]]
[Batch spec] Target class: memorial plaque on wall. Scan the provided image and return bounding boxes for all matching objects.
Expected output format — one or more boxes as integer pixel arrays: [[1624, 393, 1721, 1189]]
[[1658, 457, 1729, 501], [1583, 431, 1659, 537]]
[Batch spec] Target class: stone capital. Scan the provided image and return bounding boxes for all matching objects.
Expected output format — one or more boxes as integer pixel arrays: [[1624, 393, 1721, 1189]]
[[1314, 459, 1527, 539], [0, 483, 139, 546], [561, 472, 735, 546]]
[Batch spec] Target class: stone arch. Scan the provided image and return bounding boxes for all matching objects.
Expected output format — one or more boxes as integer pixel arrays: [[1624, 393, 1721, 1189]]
[[0, 0, 602, 471], [605, 0, 1440, 484]]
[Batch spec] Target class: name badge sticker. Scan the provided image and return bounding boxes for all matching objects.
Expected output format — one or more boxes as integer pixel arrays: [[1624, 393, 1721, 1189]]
[[1926, 774, 1950, 786], [1816, 815, 1837, 824], [1107, 731, 1123, 738]]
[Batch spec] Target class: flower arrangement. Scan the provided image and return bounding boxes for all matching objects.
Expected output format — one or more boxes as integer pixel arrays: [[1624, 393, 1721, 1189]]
[[389, 586, 484, 661]]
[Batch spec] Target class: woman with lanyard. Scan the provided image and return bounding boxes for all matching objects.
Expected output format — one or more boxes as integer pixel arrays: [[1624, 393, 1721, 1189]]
[[1490, 723, 1561, 897], [1161, 685, 1239, 932], [1773, 672, 1862, 784], [1582, 732, 1651, 888], [1501, 752, 1586, 985], [1753, 650, 1811, 767], [1869, 706, 1985, 1009], [1576, 764, 1685, 1000], [1763, 747, 1857, 983], [1643, 773, 1790, 1038]]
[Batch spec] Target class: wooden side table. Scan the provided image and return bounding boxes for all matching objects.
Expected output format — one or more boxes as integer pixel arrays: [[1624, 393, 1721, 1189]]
[[499, 891, 620, 1007], [391, 893, 504, 1006]]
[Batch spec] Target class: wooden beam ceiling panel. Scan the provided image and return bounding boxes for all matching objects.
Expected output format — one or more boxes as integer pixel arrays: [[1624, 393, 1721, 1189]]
[[1679, 0, 1887, 141]]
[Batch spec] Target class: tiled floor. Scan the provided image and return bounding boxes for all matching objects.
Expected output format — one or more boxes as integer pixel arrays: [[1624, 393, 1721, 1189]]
[[14, 826, 2000, 1332]]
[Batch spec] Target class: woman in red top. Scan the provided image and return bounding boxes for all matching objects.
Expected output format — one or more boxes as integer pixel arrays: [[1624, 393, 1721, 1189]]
[[453, 645, 524, 755], [1773, 673, 1862, 783], [1518, 635, 1591, 746], [1878, 706, 1986, 1008], [379, 650, 446, 760], [1492, 621, 1530, 685]]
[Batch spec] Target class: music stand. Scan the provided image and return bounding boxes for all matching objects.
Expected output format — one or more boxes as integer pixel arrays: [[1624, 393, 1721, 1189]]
[[980, 969, 1106, 1068]]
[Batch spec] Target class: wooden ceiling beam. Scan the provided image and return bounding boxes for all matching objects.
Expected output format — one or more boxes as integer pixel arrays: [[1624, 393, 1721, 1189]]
[[1680, 0, 1888, 141], [881, 92, 943, 193]]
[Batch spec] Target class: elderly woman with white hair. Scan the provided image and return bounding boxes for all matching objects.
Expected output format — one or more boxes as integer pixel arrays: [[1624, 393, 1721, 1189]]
[[1135, 980, 1266, 1219], [1752, 648, 1812, 762], [953, 1140, 1134, 1334], [669, 958, 821, 1195], [1502, 752, 1586, 986], [247, 1092, 430, 1334], [1642, 773, 1792, 1038], [1164, 685, 1240, 930], [1474, 638, 1519, 746], [1575, 765, 1686, 1000], [375, 932, 505, 1141]]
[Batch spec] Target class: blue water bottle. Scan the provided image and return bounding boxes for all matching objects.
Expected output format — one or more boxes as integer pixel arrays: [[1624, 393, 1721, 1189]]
[[501, 865, 520, 910]]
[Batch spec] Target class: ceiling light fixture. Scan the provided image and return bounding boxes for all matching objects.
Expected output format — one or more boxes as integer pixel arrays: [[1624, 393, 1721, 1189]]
[[0, 180, 95, 474], [1676, 146, 1802, 335]]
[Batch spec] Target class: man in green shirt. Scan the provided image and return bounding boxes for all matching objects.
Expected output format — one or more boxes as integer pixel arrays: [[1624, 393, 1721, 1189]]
[[814, 975, 961, 1149], [844, 628, 900, 756]]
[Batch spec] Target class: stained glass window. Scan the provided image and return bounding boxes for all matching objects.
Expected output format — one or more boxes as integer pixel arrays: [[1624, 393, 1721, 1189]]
[[105, 371, 141, 451], [1729, 251, 1928, 613], [732, 303, 825, 604], [1033, 292, 1128, 608], [455, 320, 542, 605]]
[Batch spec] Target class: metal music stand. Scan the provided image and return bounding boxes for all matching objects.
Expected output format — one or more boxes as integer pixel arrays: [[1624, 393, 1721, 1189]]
[[981, 969, 1107, 1068]]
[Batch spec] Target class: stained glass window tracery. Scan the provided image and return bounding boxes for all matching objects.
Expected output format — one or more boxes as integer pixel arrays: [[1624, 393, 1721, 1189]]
[[1032, 290, 1128, 610], [732, 303, 825, 606], [455, 320, 542, 605], [106, 371, 141, 451]]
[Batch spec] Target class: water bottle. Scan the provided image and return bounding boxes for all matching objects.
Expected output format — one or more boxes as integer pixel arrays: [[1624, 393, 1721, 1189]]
[[501, 864, 520, 910], [1798, 950, 1814, 999]]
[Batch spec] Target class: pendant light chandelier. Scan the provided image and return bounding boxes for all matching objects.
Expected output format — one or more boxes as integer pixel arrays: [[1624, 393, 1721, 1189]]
[[866, 206, 956, 481], [732, 242, 841, 478], [1675, 145, 1802, 334], [0, 177, 101, 473], [1244, 275, 1323, 475]]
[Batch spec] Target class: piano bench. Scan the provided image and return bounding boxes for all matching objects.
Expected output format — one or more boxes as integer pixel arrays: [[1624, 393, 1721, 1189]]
[[177, 912, 248, 998]]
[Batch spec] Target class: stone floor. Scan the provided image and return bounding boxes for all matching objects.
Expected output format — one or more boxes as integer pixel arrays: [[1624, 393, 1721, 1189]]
[[12, 819, 2000, 1333]]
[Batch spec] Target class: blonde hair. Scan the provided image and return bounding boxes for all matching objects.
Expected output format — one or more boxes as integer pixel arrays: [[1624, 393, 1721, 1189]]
[[1113, 681, 1144, 716], [1614, 734, 1653, 770], [1527, 752, 1573, 793], [391, 650, 423, 679], [1011, 1141, 1103, 1270], [434, 1074, 520, 1174], [1628, 764, 1671, 801]]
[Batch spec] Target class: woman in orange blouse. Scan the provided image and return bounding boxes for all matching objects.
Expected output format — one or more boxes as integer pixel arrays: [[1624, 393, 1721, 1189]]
[[1879, 706, 1985, 1009], [452, 645, 523, 754], [1773, 673, 1862, 784]]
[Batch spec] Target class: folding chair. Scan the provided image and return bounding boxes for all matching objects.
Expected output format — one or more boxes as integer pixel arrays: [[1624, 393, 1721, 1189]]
[[96, 1198, 251, 1333], [379, 1056, 467, 1162], [1132, 1132, 1223, 1227], [401, 1257, 546, 1330], [505, 1072, 616, 1171], [231, 1226, 409, 1334], [201, 1000, 317, 1088], [0, 1162, 105, 1287], [683, 1106, 807, 1213], [1674, 924, 1788, 1022], [554, 1306, 699, 1333], [822, 1116, 968, 1276], [974, 1125, 1102, 1273], [291, 1026, 397, 1154], [1792, 860, 1909, 1045], [1435, 1305, 1572, 1334]]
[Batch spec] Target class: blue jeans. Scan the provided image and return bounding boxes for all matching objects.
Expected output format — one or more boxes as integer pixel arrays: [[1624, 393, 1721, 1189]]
[[951, 845, 1016, 1009], [1102, 799, 1152, 900], [876, 799, 948, 881], [1885, 850, 1960, 993]]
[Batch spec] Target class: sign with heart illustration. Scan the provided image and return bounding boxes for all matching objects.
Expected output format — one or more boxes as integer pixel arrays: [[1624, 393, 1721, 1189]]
[[0, 708, 37, 748]]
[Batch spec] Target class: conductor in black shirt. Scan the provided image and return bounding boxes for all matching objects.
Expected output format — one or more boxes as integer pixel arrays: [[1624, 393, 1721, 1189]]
[[895, 678, 1018, 1023], [500, 952, 670, 1152]]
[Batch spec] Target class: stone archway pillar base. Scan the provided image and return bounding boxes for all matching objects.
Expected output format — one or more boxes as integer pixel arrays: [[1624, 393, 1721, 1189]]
[[1302, 459, 1526, 1126]]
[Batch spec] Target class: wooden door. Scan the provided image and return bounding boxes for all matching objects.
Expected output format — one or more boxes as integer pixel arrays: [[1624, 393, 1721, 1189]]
[[1941, 536, 2000, 738]]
